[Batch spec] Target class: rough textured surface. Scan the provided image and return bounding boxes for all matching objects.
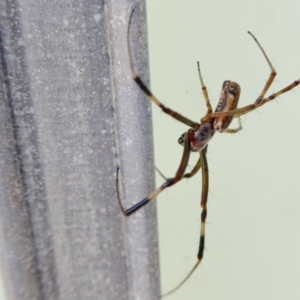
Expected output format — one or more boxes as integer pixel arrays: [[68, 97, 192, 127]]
[[0, 1, 160, 299]]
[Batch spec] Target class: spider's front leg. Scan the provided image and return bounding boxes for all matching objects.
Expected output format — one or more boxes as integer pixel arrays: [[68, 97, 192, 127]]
[[116, 120, 215, 217], [116, 130, 191, 217], [156, 137, 209, 182], [127, 8, 198, 129]]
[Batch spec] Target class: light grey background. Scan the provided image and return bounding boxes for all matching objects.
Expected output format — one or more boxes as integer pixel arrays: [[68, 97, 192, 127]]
[[147, 0, 300, 300]]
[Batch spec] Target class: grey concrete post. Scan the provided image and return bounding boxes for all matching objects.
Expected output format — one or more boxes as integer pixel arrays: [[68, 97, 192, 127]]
[[0, 1, 160, 299]]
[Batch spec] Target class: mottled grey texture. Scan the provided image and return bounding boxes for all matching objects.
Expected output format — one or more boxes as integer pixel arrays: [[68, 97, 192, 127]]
[[0, 1, 160, 299]]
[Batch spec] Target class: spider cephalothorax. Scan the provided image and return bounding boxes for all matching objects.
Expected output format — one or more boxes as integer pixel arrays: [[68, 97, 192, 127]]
[[178, 122, 215, 152]]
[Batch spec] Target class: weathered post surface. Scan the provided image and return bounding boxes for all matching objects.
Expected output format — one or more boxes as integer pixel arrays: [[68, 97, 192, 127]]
[[0, 1, 160, 299]]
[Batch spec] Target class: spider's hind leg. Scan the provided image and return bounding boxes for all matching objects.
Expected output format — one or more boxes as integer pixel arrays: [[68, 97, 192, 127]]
[[162, 146, 209, 297], [247, 31, 277, 102], [225, 117, 242, 133]]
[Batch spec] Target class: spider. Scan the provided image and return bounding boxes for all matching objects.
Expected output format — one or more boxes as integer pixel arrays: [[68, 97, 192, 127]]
[[116, 8, 300, 297]]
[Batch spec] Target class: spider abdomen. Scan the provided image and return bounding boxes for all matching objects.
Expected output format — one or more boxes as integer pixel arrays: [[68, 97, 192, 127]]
[[214, 80, 241, 132]]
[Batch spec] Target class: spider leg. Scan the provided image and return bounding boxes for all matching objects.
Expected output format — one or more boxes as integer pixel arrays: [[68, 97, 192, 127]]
[[155, 167, 169, 181], [210, 79, 300, 119], [162, 146, 209, 297], [183, 146, 208, 178], [156, 146, 207, 181], [116, 131, 191, 217], [248, 31, 276, 101], [224, 117, 242, 133], [197, 61, 212, 118], [210, 32, 300, 119], [127, 9, 199, 129]]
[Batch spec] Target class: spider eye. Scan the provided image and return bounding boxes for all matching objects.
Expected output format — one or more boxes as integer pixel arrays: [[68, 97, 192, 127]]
[[178, 133, 185, 145]]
